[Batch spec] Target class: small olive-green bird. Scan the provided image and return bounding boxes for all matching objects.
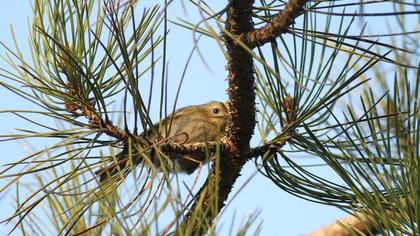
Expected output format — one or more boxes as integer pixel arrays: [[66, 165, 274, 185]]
[[96, 101, 228, 182]]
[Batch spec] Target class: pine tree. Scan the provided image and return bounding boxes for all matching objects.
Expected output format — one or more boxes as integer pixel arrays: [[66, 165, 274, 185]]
[[0, 0, 419, 235]]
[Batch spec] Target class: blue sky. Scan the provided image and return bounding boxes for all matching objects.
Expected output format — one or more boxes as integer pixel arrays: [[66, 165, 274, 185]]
[[0, 1, 358, 235]]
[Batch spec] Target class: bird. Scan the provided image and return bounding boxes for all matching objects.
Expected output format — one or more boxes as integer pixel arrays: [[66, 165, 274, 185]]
[[96, 101, 228, 182]]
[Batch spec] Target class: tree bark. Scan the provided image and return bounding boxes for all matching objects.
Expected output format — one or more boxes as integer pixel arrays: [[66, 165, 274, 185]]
[[181, 0, 308, 234]]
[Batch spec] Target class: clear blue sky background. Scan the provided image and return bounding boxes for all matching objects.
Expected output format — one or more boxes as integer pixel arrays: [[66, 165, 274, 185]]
[[0, 1, 355, 235]]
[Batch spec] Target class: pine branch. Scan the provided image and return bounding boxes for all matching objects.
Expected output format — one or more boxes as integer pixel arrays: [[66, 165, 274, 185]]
[[180, 0, 306, 233], [242, 0, 308, 48], [180, 0, 256, 233], [64, 82, 131, 142], [65, 73, 285, 169]]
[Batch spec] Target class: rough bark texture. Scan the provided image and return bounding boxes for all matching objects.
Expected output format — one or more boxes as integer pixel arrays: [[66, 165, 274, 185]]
[[181, 0, 310, 234], [65, 82, 131, 141], [241, 0, 307, 48], [221, 0, 257, 196], [181, 1, 257, 234]]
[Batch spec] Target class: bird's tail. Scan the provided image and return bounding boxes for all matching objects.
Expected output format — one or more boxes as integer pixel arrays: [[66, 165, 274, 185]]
[[95, 155, 132, 183], [95, 141, 179, 182], [95, 143, 157, 183]]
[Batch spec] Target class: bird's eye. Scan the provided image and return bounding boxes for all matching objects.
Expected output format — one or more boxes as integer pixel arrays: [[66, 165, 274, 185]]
[[213, 108, 219, 114]]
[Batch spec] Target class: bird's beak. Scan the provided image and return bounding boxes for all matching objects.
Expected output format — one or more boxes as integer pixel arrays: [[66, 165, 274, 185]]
[[224, 101, 230, 110]]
